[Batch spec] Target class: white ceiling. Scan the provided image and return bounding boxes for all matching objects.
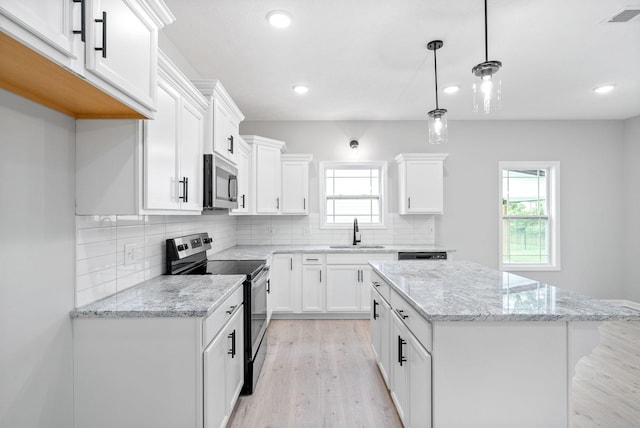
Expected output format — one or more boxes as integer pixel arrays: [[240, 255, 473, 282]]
[[162, 0, 640, 121]]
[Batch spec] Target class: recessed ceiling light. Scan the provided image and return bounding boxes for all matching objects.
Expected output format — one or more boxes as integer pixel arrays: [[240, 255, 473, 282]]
[[443, 85, 460, 94], [593, 84, 615, 94], [292, 85, 309, 95], [267, 10, 292, 29]]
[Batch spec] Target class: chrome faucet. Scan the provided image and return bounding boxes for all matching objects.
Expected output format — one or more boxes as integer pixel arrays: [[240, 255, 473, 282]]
[[353, 218, 361, 246]]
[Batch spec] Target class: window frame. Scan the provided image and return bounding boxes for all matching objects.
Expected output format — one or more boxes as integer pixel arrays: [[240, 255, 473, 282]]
[[498, 161, 561, 272], [319, 161, 388, 230]]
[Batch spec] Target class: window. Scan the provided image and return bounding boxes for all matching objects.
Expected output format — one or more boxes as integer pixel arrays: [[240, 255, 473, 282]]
[[499, 161, 560, 271], [319, 162, 387, 228]]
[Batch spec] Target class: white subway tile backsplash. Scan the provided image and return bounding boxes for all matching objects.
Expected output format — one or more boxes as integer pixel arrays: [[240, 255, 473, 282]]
[[76, 253, 117, 276], [76, 281, 117, 307], [76, 227, 116, 245], [76, 215, 116, 229], [76, 240, 117, 261], [76, 267, 117, 292]]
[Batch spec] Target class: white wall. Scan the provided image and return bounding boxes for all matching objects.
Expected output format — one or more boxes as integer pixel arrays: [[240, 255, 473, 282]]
[[623, 116, 640, 302], [241, 120, 627, 299], [0, 89, 75, 427]]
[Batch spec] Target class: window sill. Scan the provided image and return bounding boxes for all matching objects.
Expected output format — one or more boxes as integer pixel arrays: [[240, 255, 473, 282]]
[[319, 223, 389, 230], [500, 263, 561, 272]]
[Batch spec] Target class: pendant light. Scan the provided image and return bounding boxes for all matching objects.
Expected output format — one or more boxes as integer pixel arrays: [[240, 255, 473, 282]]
[[472, 0, 502, 114], [427, 40, 447, 144]]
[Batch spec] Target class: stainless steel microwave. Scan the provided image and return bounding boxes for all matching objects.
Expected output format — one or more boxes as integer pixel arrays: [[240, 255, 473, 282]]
[[203, 154, 238, 210]]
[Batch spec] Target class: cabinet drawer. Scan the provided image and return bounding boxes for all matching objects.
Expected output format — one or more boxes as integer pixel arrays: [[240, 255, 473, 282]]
[[326, 252, 395, 265], [203, 285, 243, 347], [390, 289, 432, 353], [302, 254, 325, 265], [370, 272, 391, 303]]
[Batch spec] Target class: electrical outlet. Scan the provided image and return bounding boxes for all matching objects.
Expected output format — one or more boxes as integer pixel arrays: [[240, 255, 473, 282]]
[[124, 243, 137, 266]]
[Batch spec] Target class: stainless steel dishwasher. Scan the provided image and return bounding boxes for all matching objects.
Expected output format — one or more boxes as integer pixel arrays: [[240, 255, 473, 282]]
[[397, 251, 447, 260]]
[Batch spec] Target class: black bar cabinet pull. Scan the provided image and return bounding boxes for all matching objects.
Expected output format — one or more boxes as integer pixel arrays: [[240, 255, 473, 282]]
[[226, 304, 237, 314], [319, 270, 322, 282], [372, 281, 381, 287], [396, 309, 408, 320], [241, 194, 245, 208], [266, 279, 270, 294], [228, 135, 234, 154], [228, 330, 236, 358], [290, 258, 293, 271], [303, 198, 306, 210], [72, 0, 86, 42], [179, 177, 188, 203], [94, 11, 107, 58], [373, 299, 379, 319], [408, 197, 411, 209], [398, 335, 407, 366], [276, 197, 280, 210]]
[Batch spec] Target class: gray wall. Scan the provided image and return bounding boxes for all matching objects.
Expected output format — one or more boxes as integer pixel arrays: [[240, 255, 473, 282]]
[[623, 116, 640, 302], [241, 119, 629, 299], [0, 89, 75, 427]]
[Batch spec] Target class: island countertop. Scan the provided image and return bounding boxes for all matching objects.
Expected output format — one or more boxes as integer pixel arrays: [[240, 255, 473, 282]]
[[70, 274, 246, 318], [369, 260, 640, 322]]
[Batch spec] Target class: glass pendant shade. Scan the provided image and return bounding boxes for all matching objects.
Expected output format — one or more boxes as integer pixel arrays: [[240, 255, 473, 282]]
[[428, 108, 448, 144], [473, 73, 502, 114]]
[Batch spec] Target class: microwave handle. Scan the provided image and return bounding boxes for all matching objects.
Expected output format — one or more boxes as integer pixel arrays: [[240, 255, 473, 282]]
[[228, 175, 238, 199]]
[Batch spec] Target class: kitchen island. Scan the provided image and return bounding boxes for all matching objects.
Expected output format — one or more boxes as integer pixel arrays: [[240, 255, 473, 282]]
[[368, 260, 640, 428]]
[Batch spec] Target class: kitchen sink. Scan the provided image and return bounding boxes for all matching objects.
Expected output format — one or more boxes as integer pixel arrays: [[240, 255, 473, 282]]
[[329, 245, 386, 249]]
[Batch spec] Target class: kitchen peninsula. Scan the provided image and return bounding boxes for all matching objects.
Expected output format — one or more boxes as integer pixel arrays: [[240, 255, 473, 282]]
[[368, 260, 640, 428]]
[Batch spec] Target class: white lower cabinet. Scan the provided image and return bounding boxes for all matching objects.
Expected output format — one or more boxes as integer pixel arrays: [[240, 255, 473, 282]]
[[370, 284, 391, 388], [269, 254, 301, 314], [325, 265, 360, 312], [203, 305, 244, 428], [372, 273, 432, 428], [301, 254, 325, 312], [73, 286, 244, 428]]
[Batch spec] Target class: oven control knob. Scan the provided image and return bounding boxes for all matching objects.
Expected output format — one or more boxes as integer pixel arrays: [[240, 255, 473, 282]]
[[184, 243, 189, 249], [177, 244, 185, 251]]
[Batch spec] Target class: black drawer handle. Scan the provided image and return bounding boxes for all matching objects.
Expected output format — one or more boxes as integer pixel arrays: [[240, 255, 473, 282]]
[[226, 304, 237, 314], [396, 309, 408, 320], [372, 281, 381, 287], [72, 0, 86, 42], [373, 299, 379, 319], [94, 11, 107, 58], [228, 329, 236, 358], [398, 335, 407, 366]]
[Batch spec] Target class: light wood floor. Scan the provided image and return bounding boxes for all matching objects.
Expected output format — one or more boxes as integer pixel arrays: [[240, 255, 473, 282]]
[[229, 320, 640, 428], [228, 319, 402, 428], [572, 321, 640, 427]]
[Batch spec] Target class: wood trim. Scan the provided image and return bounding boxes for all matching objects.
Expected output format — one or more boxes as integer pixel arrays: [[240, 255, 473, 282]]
[[0, 31, 146, 119]]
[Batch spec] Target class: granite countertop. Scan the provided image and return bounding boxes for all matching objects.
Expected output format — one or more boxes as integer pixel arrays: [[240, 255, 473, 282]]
[[209, 244, 453, 261], [71, 274, 246, 318], [370, 260, 640, 322]]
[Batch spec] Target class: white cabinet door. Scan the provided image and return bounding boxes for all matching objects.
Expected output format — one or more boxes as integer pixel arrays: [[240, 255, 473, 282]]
[[203, 322, 227, 428], [0, 0, 75, 58], [406, 161, 443, 214], [269, 254, 301, 313], [144, 78, 180, 210], [370, 285, 392, 389], [325, 265, 360, 312], [301, 265, 324, 312], [213, 100, 237, 164], [408, 332, 432, 428], [224, 307, 244, 417], [204, 306, 244, 428], [85, 0, 157, 109], [390, 311, 409, 426], [179, 97, 204, 212], [281, 155, 312, 215], [231, 137, 250, 214], [396, 154, 447, 215], [254, 144, 282, 214]]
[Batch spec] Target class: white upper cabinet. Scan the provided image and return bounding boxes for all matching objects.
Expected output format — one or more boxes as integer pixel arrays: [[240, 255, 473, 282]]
[[193, 80, 245, 165], [0, 0, 174, 118], [0, 0, 75, 60], [281, 154, 313, 215], [396, 153, 448, 215], [243, 135, 286, 215], [84, 0, 170, 110], [76, 50, 207, 215], [231, 136, 250, 214]]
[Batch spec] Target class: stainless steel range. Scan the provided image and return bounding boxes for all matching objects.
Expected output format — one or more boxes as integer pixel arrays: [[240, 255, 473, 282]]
[[166, 233, 268, 395]]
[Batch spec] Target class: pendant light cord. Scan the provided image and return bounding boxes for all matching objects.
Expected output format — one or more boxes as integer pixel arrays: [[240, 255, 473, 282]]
[[434, 47, 439, 109], [484, 0, 489, 61]]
